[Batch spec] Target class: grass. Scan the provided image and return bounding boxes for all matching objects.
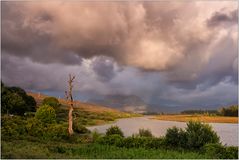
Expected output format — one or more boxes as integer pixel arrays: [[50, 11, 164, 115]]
[[152, 114, 238, 123], [55, 107, 138, 126], [1, 139, 210, 159]]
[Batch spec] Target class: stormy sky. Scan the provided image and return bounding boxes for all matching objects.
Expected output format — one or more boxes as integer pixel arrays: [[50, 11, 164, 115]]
[[1, 1, 238, 108]]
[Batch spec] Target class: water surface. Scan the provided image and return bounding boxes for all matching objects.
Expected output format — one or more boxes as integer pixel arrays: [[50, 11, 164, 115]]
[[87, 116, 238, 146]]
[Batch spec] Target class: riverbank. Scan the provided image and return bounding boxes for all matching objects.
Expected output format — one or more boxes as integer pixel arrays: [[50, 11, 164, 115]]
[[152, 114, 238, 123], [87, 116, 238, 146]]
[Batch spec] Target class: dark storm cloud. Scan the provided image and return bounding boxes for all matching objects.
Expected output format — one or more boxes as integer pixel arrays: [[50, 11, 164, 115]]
[[166, 28, 238, 90], [207, 9, 238, 27], [1, 1, 238, 107], [91, 56, 121, 82], [3, 1, 234, 71]]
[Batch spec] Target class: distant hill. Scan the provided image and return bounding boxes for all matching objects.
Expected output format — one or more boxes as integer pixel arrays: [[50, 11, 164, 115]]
[[88, 94, 148, 114], [28, 92, 127, 114], [29, 92, 236, 115]]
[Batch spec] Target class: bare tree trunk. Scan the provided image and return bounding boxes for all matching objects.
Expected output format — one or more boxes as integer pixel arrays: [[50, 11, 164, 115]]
[[65, 74, 75, 136], [68, 106, 73, 135]]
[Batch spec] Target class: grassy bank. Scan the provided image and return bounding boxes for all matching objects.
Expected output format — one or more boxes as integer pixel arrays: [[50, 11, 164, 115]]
[[152, 114, 238, 123], [1, 139, 209, 159], [28, 92, 141, 126]]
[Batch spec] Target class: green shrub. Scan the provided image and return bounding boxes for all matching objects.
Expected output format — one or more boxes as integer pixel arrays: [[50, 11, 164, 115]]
[[92, 130, 104, 142], [203, 143, 225, 158], [225, 146, 238, 159], [1, 116, 27, 138], [186, 121, 220, 149], [138, 128, 153, 137], [121, 137, 165, 149], [106, 126, 124, 137], [96, 134, 123, 146], [35, 105, 56, 124], [25, 118, 44, 137], [42, 97, 61, 109], [76, 134, 93, 143], [97, 135, 166, 149], [165, 126, 187, 148], [203, 143, 238, 159], [26, 118, 68, 140], [43, 124, 68, 140]]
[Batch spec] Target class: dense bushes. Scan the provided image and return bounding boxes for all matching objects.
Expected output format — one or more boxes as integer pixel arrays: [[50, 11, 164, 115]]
[[219, 105, 238, 117], [203, 143, 238, 159], [25, 118, 45, 137], [97, 135, 165, 149], [164, 121, 219, 149], [1, 115, 27, 138], [1, 83, 36, 115], [35, 105, 56, 124], [26, 119, 68, 140], [99, 121, 220, 151], [185, 121, 219, 149], [97, 134, 124, 146], [106, 126, 124, 137], [165, 126, 187, 148], [2, 115, 68, 141], [42, 97, 61, 109]]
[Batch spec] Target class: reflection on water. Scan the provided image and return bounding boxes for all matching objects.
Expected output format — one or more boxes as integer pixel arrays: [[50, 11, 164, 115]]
[[87, 116, 238, 146]]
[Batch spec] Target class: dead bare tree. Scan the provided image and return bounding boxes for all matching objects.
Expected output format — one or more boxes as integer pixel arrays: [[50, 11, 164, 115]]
[[65, 74, 75, 136]]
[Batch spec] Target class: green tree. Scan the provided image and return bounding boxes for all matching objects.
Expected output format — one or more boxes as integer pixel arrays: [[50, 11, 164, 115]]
[[186, 121, 219, 149], [1, 83, 36, 115], [8, 87, 36, 112], [42, 97, 61, 109], [2, 92, 26, 115], [35, 105, 56, 124], [219, 105, 238, 117]]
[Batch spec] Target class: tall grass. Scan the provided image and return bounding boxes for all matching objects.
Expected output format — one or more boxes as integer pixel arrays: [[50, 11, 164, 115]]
[[2, 140, 209, 159]]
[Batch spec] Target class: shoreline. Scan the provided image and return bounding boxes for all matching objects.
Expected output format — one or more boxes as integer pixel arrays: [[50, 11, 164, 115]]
[[151, 114, 238, 124]]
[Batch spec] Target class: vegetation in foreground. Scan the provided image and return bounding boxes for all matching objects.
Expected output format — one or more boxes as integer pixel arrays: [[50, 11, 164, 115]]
[[1, 82, 238, 159], [152, 114, 238, 123], [2, 113, 238, 159], [1, 140, 210, 159]]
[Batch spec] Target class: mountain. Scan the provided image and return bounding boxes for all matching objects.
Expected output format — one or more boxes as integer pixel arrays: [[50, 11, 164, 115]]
[[88, 94, 148, 114]]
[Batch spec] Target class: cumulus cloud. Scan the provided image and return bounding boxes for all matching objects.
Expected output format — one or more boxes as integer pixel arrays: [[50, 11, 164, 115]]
[[207, 9, 238, 27], [2, 1, 236, 70], [1, 1, 238, 107]]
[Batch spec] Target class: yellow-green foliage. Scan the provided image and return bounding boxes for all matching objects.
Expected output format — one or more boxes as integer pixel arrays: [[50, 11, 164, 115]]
[[35, 105, 56, 124]]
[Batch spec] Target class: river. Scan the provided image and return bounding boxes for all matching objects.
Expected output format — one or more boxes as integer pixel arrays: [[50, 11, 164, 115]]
[[87, 116, 238, 146]]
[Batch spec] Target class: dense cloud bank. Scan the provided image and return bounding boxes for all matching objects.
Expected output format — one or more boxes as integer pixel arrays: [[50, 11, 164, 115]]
[[1, 1, 238, 107]]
